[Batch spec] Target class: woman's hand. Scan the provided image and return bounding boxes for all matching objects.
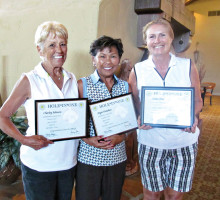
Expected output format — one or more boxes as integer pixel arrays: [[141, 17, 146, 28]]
[[83, 134, 126, 150], [83, 136, 112, 149], [22, 135, 53, 150], [137, 116, 152, 130], [104, 134, 126, 149], [183, 116, 198, 133]]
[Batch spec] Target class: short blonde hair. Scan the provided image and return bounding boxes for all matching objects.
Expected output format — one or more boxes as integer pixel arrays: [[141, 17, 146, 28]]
[[142, 19, 174, 42], [35, 21, 68, 49]]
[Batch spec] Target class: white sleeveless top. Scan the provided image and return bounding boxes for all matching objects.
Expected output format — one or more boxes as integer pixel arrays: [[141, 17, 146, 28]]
[[20, 63, 79, 172], [135, 53, 200, 149]]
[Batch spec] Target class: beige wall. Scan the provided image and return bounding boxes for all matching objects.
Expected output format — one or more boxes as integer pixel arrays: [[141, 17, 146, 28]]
[[0, 0, 101, 102], [2, 0, 218, 103], [185, 0, 220, 95], [0, 0, 143, 104], [98, 0, 143, 67]]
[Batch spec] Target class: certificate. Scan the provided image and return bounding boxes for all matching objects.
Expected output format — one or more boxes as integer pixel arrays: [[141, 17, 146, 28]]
[[35, 99, 88, 141], [89, 93, 138, 137], [141, 87, 195, 129]]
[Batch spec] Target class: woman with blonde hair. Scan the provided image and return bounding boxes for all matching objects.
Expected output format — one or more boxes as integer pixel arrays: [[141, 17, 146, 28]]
[[129, 19, 203, 200], [0, 21, 79, 200]]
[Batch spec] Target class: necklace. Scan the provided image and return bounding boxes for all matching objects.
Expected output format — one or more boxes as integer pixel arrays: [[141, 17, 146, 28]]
[[47, 72, 64, 81]]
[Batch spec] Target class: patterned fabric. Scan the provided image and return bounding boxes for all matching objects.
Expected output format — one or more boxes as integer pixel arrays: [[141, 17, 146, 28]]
[[77, 70, 128, 166], [138, 143, 198, 192]]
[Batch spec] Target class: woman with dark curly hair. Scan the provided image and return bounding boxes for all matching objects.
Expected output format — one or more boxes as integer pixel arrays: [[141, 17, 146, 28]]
[[75, 35, 129, 200]]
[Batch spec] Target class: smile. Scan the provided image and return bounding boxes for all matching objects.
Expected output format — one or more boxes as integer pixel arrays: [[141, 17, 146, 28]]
[[54, 56, 63, 59], [104, 67, 112, 70], [154, 45, 164, 49]]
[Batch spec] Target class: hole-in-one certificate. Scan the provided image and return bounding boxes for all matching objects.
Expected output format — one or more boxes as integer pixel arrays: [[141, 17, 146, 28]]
[[141, 87, 195, 129], [89, 93, 138, 137], [35, 99, 88, 141]]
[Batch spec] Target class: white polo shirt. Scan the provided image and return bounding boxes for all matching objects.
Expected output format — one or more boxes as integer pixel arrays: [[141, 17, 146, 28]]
[[20, 63, 79, 172], [135, 53, 200, 149]]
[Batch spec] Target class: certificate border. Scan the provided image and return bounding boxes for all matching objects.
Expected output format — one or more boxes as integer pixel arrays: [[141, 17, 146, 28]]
[[89, 93, 138, 136], [141, 87, 195, 129], [35, 98, 88, 141]]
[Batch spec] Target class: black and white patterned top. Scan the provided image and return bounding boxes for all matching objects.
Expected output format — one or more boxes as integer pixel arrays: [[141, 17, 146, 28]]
[[77, 70, 128, 166]]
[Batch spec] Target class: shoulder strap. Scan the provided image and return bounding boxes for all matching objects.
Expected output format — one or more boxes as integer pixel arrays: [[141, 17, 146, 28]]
[[81, 77, 87, 98]]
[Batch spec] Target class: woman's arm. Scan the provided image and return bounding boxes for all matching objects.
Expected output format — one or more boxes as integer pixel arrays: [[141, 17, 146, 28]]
[[78, 79, 114, 149], [0, 75, 53, 150], [185, 61, 203, 133], [128, 68, 152, 130], [77, 79, 84, 99], [191, 61, 203, 115], [128, 68, 141, 116]]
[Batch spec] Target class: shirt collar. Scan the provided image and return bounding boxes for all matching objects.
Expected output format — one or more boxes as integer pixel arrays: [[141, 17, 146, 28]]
[[148, 52, 177, 68], [33, 62, 71, 81], [90, 69, 119, 84]]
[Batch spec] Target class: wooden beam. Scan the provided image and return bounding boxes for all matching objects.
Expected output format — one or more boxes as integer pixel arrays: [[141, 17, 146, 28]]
[[185, 0, 198, 6]]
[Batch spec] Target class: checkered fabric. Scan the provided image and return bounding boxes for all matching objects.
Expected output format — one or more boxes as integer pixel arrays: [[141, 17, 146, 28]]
[[138, 143, 198, 192], [77, 70, 128, 166]]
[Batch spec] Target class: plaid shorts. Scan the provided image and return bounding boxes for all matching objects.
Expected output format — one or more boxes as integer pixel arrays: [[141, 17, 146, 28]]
[[138, 143, 198, 192]]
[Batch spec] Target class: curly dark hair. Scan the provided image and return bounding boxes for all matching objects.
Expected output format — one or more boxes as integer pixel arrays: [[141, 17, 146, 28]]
[[89, 35, 124, 58]]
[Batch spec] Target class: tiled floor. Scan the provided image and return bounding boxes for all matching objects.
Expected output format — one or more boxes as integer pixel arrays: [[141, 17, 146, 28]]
[[0, 175, 25, 200], [121, 172, 143, 200], [0, 171, 143, 200]]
